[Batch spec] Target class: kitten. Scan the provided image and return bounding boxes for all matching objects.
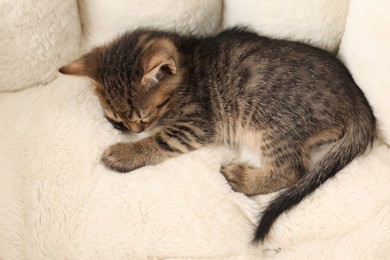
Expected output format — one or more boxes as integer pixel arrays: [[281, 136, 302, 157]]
[[59, 27, 376, 242]]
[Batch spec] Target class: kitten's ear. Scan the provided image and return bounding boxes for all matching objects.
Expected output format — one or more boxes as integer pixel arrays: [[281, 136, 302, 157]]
[[59, 51, 100, 79], [141, 40, 178, 85]]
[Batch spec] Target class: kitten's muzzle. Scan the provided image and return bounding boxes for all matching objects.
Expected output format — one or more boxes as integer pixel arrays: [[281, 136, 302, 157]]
[[128, 122, 149, 133]]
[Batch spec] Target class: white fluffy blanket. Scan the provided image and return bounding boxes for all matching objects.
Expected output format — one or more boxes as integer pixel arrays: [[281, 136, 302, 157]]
[[1, 0, 390, 259]]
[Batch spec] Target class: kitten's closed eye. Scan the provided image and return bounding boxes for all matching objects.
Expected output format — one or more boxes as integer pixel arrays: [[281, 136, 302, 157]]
[[132, 110, 152, 123], [105, 116, 129, 132]]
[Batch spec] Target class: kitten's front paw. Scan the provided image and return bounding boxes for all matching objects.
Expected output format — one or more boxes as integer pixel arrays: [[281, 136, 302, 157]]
[[220, 163, 253, 195], [101, 143, 144, 173]]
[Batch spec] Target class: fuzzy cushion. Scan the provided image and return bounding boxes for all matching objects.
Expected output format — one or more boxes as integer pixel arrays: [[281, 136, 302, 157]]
[[1, 0, 390, 259], [0, 0, 81, 92], [0, 76, 258, 258], [338, 0, 390, 145], [1, 76, 390, 259], [223, 0, 350, 53], [79, 0, 223, 50]]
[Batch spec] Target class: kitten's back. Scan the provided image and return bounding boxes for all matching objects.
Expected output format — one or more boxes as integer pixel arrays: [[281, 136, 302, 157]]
[[193, 27, 376, 242]]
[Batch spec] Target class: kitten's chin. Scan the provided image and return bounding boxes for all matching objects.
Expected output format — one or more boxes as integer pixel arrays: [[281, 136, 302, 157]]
[[126, 121, 160, 141], [129, 129, 154, 141]]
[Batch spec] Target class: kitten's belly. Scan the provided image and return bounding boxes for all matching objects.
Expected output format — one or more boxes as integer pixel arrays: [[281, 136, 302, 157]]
[[217, 124, 263, 167], [237, 130, 263, 167]]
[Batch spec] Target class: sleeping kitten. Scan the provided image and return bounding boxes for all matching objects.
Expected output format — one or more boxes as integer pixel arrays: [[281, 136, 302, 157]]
[[59, 27, 376, 242]]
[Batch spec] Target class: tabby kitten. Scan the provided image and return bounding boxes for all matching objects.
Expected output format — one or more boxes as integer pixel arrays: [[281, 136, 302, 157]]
[[59, 27, 376, 242]]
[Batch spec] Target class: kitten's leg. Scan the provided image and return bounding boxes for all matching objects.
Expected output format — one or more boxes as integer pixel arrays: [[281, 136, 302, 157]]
[[221, 142, 307, 196], [221, 128, 344, 196], [221, 163, 302, 196], [101, 122, 214, 172]]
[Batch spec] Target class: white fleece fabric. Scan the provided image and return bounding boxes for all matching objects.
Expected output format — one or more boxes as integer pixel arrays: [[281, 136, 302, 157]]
[[338, 0, 390, 145], [0, 0, 81, 92], [1, 0, 390, 259], [223, 0, 350, 53], [79, 0, 223, 50]]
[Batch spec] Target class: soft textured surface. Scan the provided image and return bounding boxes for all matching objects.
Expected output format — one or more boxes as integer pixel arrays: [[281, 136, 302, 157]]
[[1, 77, 390, 259], [1, 0, 390, 259], [0, 0, 81, 92], [79, 0, 223, 50], [0, 77, 259, 259], [338, 0, 390, 145], [223, 0, 350, 53]]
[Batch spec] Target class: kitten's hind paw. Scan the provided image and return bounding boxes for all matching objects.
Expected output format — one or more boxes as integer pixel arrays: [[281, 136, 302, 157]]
[[220, 164, 250, 193], [101, 143, 144, 173], [220, 163, 253, 195]]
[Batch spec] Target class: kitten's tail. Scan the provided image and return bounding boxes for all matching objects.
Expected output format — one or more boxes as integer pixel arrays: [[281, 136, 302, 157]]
[[254, 112, 376, 243]]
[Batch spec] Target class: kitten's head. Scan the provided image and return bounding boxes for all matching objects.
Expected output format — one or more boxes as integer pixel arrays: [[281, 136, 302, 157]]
[[59, 30, 181, 133]]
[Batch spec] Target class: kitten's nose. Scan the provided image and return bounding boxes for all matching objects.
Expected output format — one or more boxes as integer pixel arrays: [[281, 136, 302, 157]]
[[129, 122, 144, 133]]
